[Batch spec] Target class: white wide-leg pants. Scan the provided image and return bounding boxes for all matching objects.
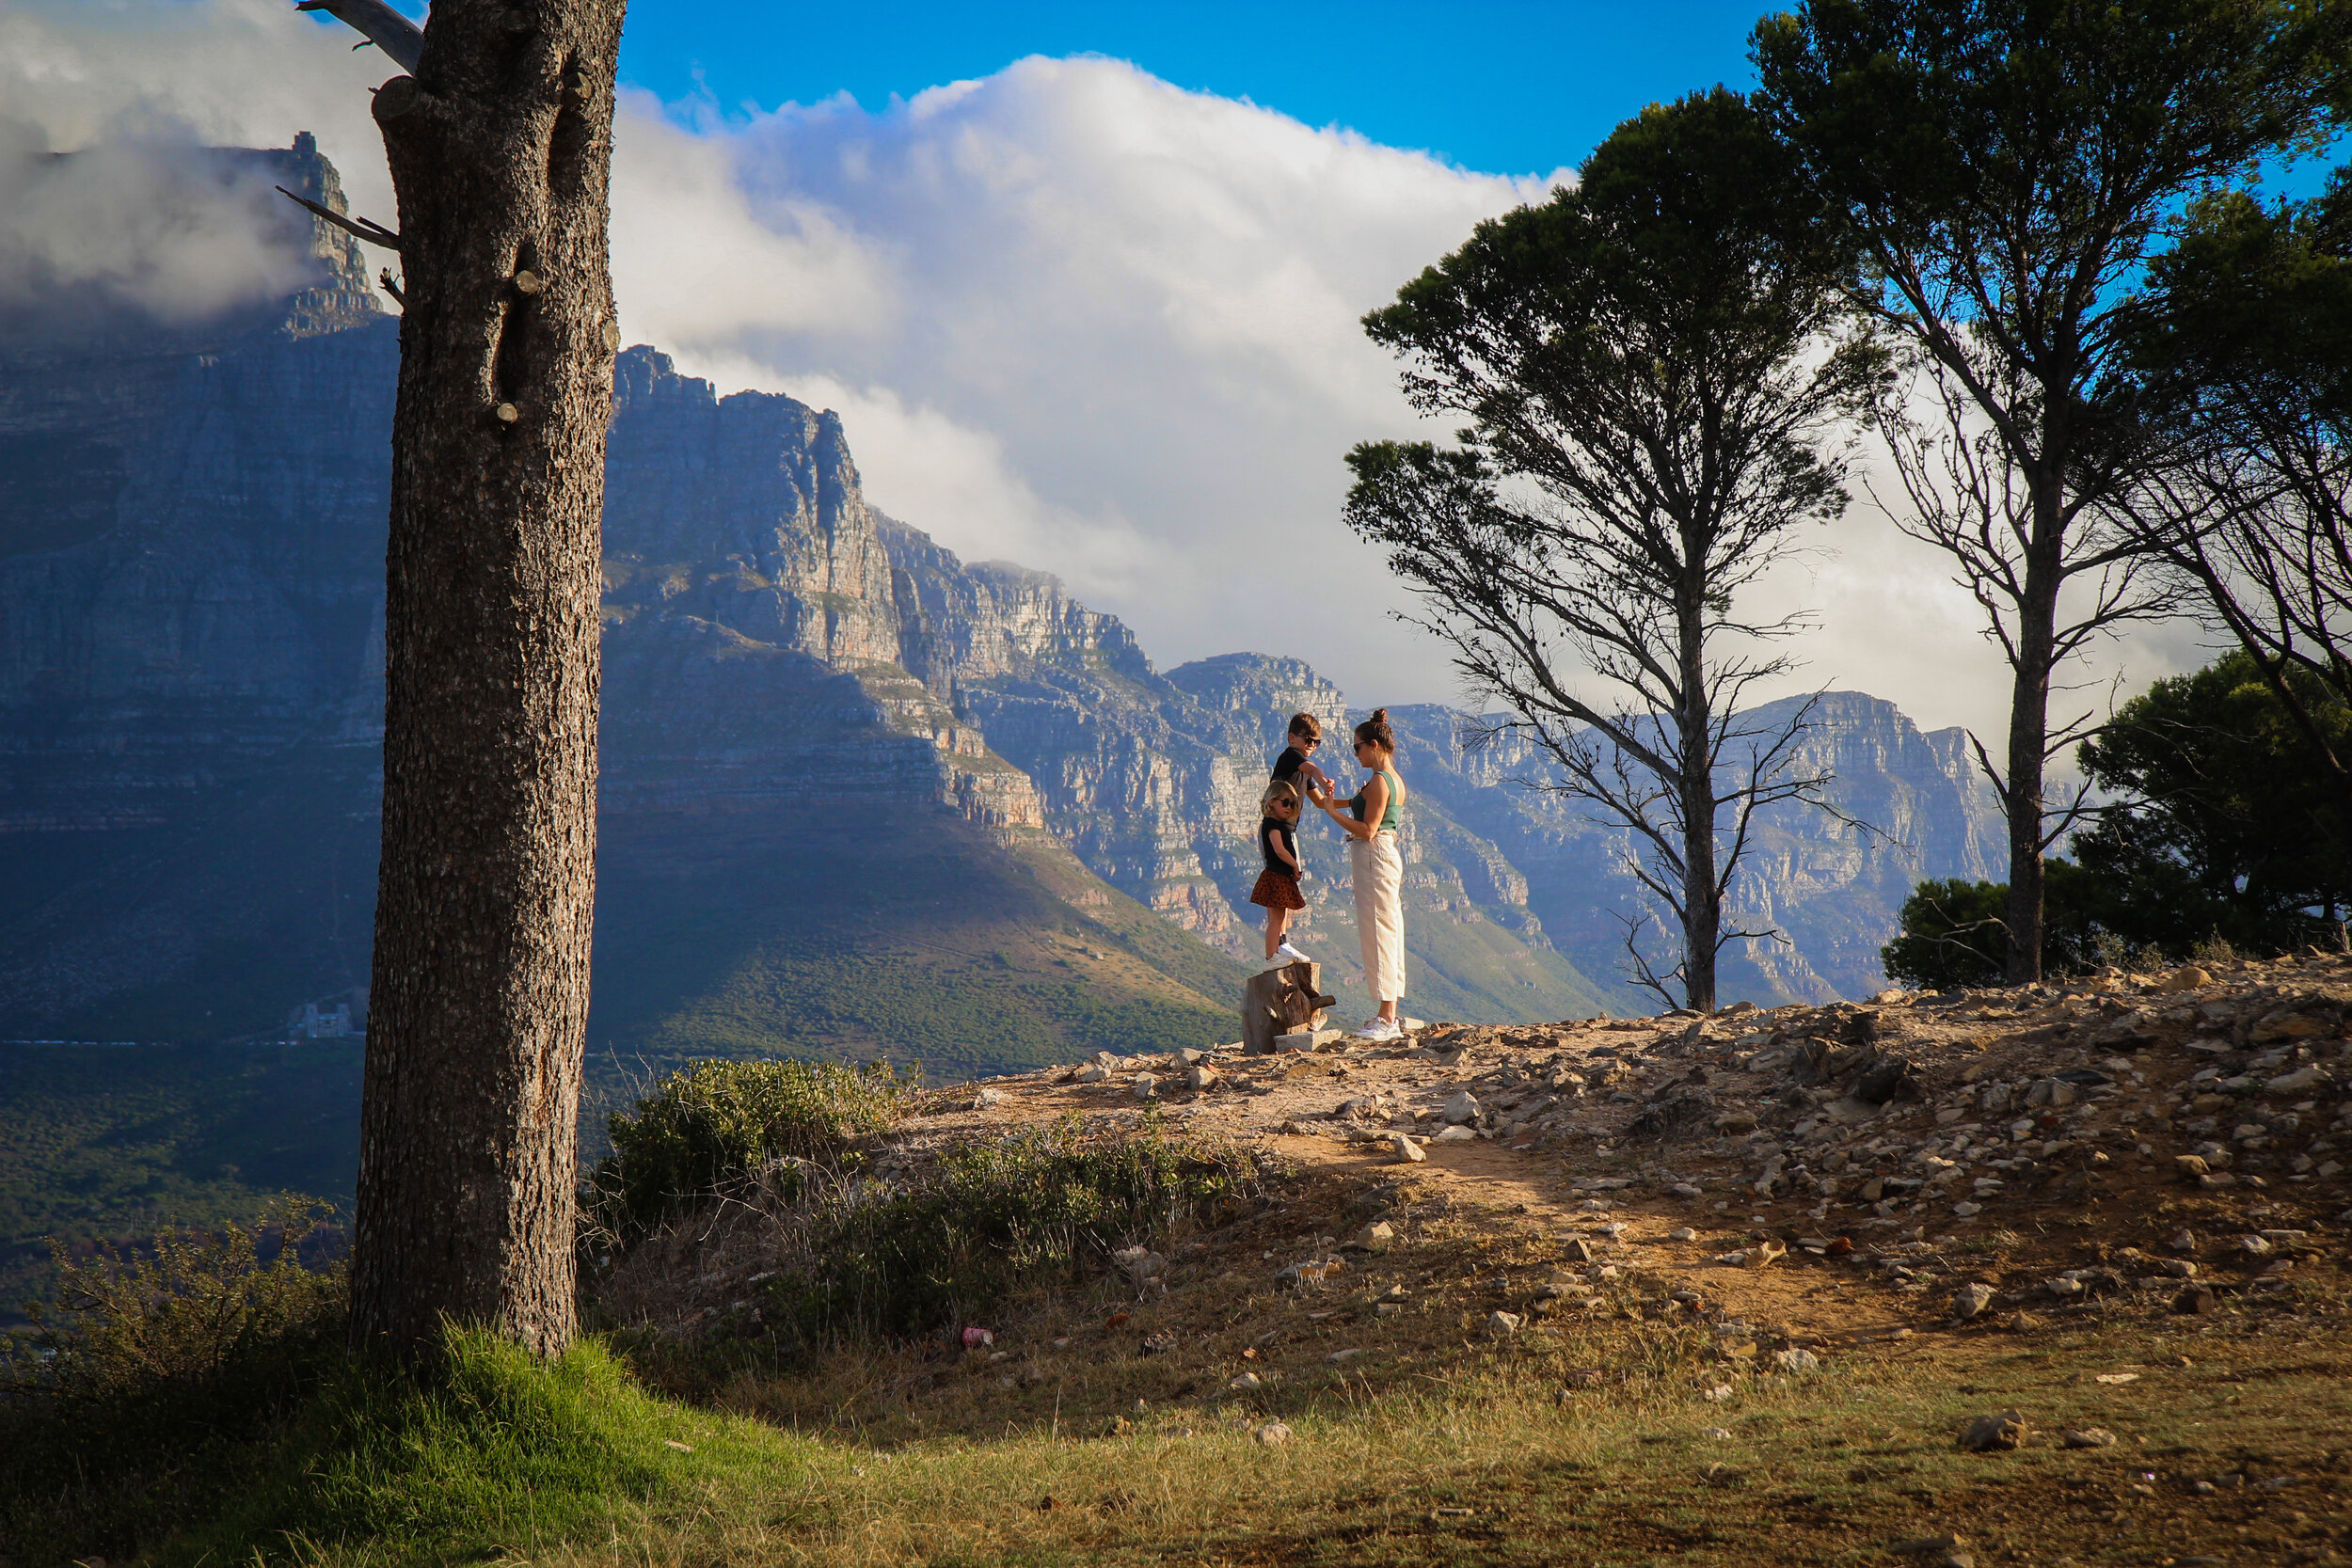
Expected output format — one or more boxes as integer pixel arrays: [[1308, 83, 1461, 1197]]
[[1350, 829, 1406, 1005]]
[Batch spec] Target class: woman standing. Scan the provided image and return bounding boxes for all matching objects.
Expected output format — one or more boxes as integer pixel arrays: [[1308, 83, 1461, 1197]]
[[1311, 708, 1407, 1040]]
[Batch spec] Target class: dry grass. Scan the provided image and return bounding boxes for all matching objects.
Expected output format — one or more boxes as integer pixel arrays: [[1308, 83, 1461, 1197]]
[[253, 1271, 2352, 1568]]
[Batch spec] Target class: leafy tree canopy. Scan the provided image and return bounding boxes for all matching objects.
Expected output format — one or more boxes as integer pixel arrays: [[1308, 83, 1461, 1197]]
[[1883, 653, 2352, 986], [2074, 651, 2352, 952], [2132, 171, 2352, 422]]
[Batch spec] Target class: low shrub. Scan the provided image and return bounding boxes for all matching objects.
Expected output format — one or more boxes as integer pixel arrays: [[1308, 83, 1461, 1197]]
[[584, 1056, 912, 1241], [0, 1200, 347, 1564], [768, 1114, 1262, 1344]]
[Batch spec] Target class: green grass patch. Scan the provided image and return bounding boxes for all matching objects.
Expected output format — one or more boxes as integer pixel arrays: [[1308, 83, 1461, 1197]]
[[173, 1326, 801, 1567]]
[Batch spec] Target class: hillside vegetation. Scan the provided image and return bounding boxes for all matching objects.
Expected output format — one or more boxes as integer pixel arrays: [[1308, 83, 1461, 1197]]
[[8, 955, 2350, 1565]]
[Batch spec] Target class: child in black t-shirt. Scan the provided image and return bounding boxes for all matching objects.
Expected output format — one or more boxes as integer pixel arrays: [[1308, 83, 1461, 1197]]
[[1249, 780, 1310, 969], [1271, 711, 1333, 797]]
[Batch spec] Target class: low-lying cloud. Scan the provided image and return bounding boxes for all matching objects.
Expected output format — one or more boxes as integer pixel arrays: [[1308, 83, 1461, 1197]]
[[0, 2, 2209, 742]]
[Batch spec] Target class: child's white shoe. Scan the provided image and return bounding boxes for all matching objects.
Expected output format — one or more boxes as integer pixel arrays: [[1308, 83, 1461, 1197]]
[[1275, 942, 1311, 966], [1354, 1018, 1403, 1041]]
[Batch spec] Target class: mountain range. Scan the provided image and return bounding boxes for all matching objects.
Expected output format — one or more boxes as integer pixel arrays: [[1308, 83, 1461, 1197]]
[[0, 137, 2010, 1077]]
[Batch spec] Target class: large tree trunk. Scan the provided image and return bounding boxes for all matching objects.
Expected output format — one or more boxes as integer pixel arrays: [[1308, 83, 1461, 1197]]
[[2001, 493, 2065, 987], [349, 0, 626, 1361], [1677, 585, 1719, 1013]]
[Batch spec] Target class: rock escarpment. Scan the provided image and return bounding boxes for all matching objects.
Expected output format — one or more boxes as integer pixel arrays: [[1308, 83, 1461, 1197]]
[[0, 137, 2006, 1049]]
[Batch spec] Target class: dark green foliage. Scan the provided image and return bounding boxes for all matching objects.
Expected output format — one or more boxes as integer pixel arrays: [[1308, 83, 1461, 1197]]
[[0, 1202, 348, 1564], [767, 1117, 1259, 1345], [2133, 175, 2352, 420], [1883, 655, 2352, 984], [585, 1057, 911, 1240], [1880, 862, 2106, 989], [2074, 653, 2352, 953]]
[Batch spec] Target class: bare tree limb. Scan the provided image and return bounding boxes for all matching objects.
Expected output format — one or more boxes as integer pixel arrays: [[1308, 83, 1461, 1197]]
[[293, 0, 424, 72], [276, 185, 401, 252]]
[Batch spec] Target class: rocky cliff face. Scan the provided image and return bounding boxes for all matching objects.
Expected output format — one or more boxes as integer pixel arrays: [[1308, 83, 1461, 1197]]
[[0, 140, 2007, 1048]]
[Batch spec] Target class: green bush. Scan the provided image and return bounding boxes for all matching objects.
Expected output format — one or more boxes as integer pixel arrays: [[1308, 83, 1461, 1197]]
[[585, 1057, 912, 1240], [0, 1200, 347, 1565], [1880, 861, 2110, 989], [767, 1115, 1261, 1344]]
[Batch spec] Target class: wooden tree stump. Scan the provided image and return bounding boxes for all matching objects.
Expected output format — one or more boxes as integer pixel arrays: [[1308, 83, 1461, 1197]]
[[1242, 961, 1335, 1053]]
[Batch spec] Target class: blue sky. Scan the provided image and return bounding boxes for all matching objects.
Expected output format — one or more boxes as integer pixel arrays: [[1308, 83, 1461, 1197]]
[[613, 1, 1766, 177]]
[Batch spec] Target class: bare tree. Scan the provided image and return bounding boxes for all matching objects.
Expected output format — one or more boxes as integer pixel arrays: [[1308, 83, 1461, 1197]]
[[1345, 90, 1882, 1012], [294, 0, 625, 1361], [1871, 355, 2184, 865], [2117, 187, 2352, 787], [1756, 0, 2347, 983]]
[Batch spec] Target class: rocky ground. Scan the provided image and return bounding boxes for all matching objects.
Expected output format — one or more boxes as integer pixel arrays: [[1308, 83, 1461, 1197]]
[[904, 950, 2351, 1323], [613, 952, 2352, 1566]]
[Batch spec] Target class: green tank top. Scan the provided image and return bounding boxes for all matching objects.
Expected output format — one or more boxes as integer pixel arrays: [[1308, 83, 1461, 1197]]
[[1349, 768, 1404, 831]]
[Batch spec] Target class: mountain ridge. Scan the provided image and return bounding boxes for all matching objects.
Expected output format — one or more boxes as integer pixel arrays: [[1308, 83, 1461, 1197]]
[[0, 139, 2005, 1062]]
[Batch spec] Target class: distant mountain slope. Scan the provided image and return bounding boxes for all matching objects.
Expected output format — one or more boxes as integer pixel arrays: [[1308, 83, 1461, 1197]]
[[0, 137, 2007, 1069]]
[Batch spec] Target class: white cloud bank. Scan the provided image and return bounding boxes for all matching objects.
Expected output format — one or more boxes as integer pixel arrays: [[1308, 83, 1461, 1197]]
[[0, 3, 2211, 741]]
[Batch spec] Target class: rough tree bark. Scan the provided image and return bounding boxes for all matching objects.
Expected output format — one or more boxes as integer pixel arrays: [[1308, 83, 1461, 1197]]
[[305, 0, 627, 1361]]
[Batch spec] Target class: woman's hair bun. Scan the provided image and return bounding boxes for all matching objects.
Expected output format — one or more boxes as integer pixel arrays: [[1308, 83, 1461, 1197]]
[[1353, 707, 1396, 752], [1371, 707, 1388, 722]]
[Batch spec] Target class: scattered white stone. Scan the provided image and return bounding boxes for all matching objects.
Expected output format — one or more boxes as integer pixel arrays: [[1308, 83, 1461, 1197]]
[[1444, 1091, 1482, 1125], [1701, 1425, 1733, 1439], [1433, 1125, 1478, 1143], [1773, 1348, 1820, 1374], [1254, 1421, 1293, 1447], [1133, 1074, 1158, 1100], [1391, 1134, 1426, 1164], [1112, 1245, 1166, 1283], [1668, 1227, 1698, 1242], [973, 1086, 1009, 1109], [1229, 1371, 1263, 1391], [1485, 1310, 1523, 1338]]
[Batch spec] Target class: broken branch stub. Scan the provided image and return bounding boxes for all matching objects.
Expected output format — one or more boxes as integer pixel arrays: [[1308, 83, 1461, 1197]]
[[274, 186, 402, 252]]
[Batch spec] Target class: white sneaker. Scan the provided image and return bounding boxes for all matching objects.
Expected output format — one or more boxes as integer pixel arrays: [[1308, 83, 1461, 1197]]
[[1276, 942, 1312, 966], [1355, 1019, 1403, 1041]]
